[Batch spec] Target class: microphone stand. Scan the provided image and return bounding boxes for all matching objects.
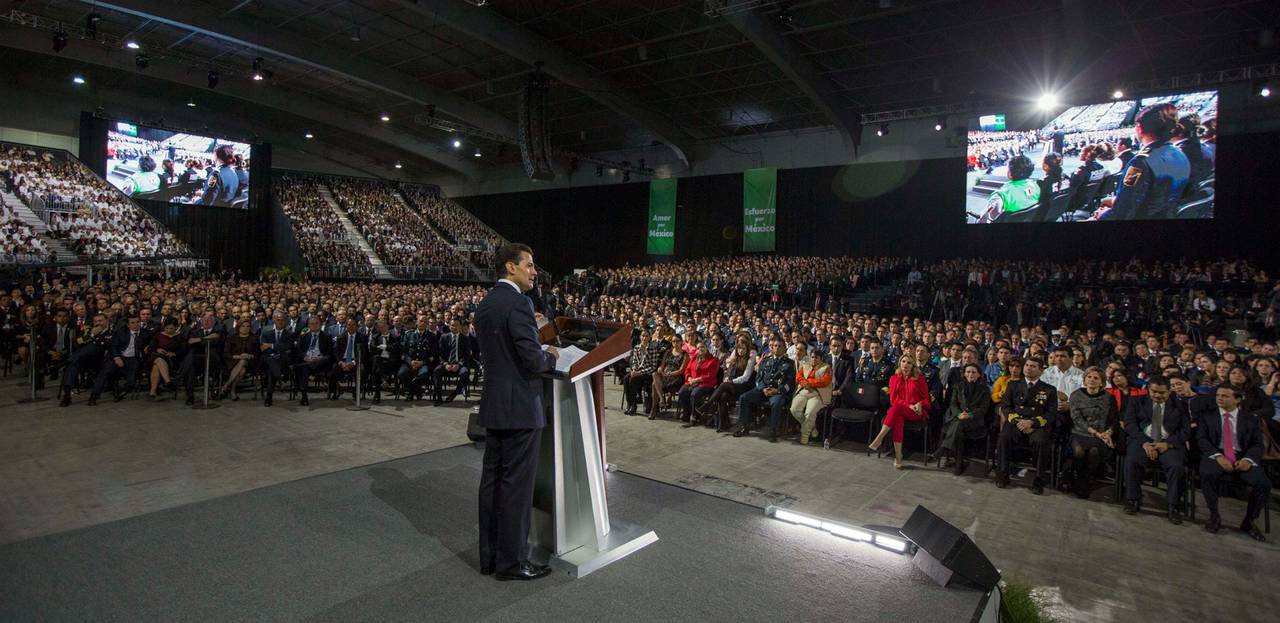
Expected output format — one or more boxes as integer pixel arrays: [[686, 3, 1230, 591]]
[[346, 340, 369, 411], [191, 334, 220, 410], [18, 324, 48, 404]]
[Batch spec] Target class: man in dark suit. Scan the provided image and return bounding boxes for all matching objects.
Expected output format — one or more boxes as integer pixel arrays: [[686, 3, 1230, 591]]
[[259, 310, 295, 407], [177, 312, 224, 406], [995, 357, 1057, 494], [476, 243, 559, 581], [1198, 385, 1271, 541], [328, 318, 365, 400], [89, 315, 145, 405], [292, 315, 333, 407], [828, 336, 855, 408], [1122, 377, 1190, 523], [433, 318, 476, 405]]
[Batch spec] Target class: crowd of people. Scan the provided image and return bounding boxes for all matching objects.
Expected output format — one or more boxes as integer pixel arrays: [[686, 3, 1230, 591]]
[[400, 185, 504, 267], [4, 252, 1277, 541], [0, 143, 189, 259], [273, 175, 373, 279], [328, 178, 472, 276], [966, 130, 1041, 172], [1, 196, 49, 263]]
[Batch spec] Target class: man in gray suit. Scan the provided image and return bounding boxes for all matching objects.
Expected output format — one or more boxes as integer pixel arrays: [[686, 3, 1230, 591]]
[[476, 243, 559, 580]]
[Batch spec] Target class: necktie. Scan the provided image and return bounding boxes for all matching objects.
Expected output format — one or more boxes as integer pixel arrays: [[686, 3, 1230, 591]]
[[1222, 414, 1237, 463], [1151, 402, 1163, 442], [274, 330, 280, 350], [452, 336, 459, 361], [127, 332, 136, 357], [345, 336, 354, 361]]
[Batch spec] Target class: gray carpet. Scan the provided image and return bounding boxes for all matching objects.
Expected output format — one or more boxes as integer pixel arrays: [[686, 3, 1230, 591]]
[[0, 444, 982, 622]]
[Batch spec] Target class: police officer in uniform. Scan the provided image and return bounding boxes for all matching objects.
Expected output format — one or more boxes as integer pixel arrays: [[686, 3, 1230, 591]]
[[1096, 103, 1190, 221], [978, 154, 1040, 222], [59, 313, 113, 407], [199, 145, 241, 206]]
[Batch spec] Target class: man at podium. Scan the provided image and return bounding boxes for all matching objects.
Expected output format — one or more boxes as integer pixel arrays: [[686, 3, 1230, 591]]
[[476, 243, 560, 581]]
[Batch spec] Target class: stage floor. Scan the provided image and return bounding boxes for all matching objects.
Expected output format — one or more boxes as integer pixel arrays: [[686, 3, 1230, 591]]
[[0, 444, 983, 622]]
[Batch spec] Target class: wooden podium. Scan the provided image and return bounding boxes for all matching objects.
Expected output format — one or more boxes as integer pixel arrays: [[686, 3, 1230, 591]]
[[529, 317, 658, 577]]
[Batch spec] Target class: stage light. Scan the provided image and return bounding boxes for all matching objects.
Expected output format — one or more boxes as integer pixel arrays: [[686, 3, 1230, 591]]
[[53, 30, 68, 53], [873, 534, 909, 553], [452, 138, 462, 149], [125, 40, 140, 50], [134, 53, 150, 70], [877, 122, 889, 137], [1112, 89, 1124, 99], [825, 523, 873, 542], [773, 508, 823, 528], [186, 98, 196, 108], [473, 149, 482, 158], [394, 161, 402, 169], [207, 70, 220, 89], [1036, 92, 1059, 111], [934, 116, 946, 131], [304, 132, 314, 139], [72, 74, 86, 85], [380, 113, 391, 122], [1262, 86, 1273, 98], [86, 13, 101, 37], [252, 57, 265, 81]]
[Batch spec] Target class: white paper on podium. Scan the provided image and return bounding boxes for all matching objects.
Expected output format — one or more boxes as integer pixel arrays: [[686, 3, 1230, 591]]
[[544, 344, 589, 374]]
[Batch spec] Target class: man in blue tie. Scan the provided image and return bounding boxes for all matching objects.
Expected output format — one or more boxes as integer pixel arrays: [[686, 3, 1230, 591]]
[[292, 315, 332, 406], [432, 318, 474, 406], [328, 318, 363, 400], [259, 310, 294, 407]]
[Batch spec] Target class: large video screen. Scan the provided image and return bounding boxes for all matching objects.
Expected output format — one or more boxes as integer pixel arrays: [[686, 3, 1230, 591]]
[[105, 121, 253, 208], [966, 90, 1216, 223]]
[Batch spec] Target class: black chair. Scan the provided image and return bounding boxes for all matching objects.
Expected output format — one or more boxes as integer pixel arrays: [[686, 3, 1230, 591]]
[[902, 417, 931, 466], [995, 202, 1043, 223], [1042, 190, 1073, 223], [1175, 188, 1214, 219], [824, 382, 883, 454]]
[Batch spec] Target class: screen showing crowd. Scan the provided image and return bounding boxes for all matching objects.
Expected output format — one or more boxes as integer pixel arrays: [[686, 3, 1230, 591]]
[[966, 90, 1216, 224], [105, 121, 252, 208]]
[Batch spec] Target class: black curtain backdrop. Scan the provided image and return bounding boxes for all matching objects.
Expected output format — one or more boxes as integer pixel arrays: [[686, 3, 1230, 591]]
[[78, 112, 273, 275], [458, 130, 1279, 276]]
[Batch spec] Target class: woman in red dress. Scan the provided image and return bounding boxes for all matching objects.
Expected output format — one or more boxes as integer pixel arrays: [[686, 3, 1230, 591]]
[[869, 353, 932, 469]]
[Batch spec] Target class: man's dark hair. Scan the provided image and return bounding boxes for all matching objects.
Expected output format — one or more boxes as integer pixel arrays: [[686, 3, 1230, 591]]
[[1147, 375, 1169, 388], [138, 155, 156, 172], [214, 145, 235, 164], [1135, 103, 1179, 141], [1215, 384, 1243, 400], [494, 243, 533, 274], [1008, 154, 1035, 181]]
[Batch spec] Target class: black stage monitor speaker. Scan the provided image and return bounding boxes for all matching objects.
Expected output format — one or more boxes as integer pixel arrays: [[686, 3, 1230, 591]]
[[900, 505, 1000, 591]]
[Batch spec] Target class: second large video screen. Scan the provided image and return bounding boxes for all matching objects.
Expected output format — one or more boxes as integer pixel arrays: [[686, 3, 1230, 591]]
[[106, 121, 253, 208], [966, 90, 1217, 224]]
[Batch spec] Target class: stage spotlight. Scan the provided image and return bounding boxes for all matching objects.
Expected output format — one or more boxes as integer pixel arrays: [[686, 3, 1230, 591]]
[[473, 149, 482, 158], [252, 57, 265, 81], [304, 132, 314, 139], [207, 70, 220, 89], [1112, 89, 1124, 99], [394, 161, 402, 169], [452, 138, 462, 149], [134, 53, 150, 70], [873, 534, 909, 553], [125, 40, 140, 50], [186, 98, 196, 108], [934, 116, 946, 131], [380, 113, 391, 122], [1261, 86, 1273, 98], [877, 122, 889, 137], [1036, 92, 1059, 111], [72, 74, 86, 85], [53, 30, 68, 53], [86, 13, 101, 37]]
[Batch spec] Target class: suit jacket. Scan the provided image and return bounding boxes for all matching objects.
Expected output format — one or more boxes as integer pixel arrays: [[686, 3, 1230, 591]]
[[476, 283, 556, 430], [1124, 396, 1190, 447], [293, 330, 333, 364], [260, 327, 295, 360], [1000, 378, 1058, 428], [108, 329, 147, 360], [830, 353, 855, 394], [333, 331, 366, 364], [1196, 409, 1265, 464], [438, 331, 476, 365], [40, 322, 74, 353]]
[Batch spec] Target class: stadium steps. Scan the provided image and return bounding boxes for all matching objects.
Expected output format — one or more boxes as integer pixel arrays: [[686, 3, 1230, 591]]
[[316, 185, 396, 281], [1, 189, 82, 265], [392, 190, 488, 281]]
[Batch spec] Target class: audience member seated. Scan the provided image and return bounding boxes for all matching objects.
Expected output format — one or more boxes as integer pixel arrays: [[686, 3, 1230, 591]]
[[0, 198, 49, 263], [935, 363, 991, 474], [328, 178, 472, 276], [869, 353, 931, 468], [649, 333, 687, 420], [274, 175, 373, 278], [732, 334, 795, 441], [995, 357, 1057, 494], [1198, 386, 1271, 542], [1123, 376, 1190, 523], [433, 318, 475, 405], [401, 184, 505, 268], [1068, 367, 1117, 499], [788, 341, 832, 445]]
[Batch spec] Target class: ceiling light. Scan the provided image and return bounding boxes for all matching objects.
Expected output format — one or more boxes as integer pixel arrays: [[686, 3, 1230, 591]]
[[125, 40, 140, 50], [207, 70, 220, 89], [877, 122, 889, 137], [186, 98, 196, 108], [1261, 86, 1273, 98], [53, 30, 68, 53], [252, 57, 265, 81], [934, 116, 946, 131], [473, 149, 482, 158], [1112, 89, 1124, 99], [252, 72, 264, 81], [380, 114, 391, 122], [1036, 92, 1059, 111], [452, 138, 462, 149], [72, 74, 86, 85], [304, 132, 314, 139], [394, 161, 402, 169]]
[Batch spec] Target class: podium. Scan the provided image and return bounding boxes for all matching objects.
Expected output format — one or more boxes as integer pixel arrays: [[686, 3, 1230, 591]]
[[529, 317, 658, 577]]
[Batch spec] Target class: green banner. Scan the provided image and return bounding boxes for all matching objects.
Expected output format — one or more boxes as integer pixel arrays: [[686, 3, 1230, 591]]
[[743, 167, 777, 252], [647, 178, 677, 255]]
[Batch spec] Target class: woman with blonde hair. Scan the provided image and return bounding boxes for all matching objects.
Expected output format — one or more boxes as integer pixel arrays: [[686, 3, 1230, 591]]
[[869, 353, 932, 468]]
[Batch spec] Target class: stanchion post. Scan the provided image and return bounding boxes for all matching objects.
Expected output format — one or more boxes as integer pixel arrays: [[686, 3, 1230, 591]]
[[191, 336, 220, 410], [347, 341, 370, 411], [18, 324, 49, 403]]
